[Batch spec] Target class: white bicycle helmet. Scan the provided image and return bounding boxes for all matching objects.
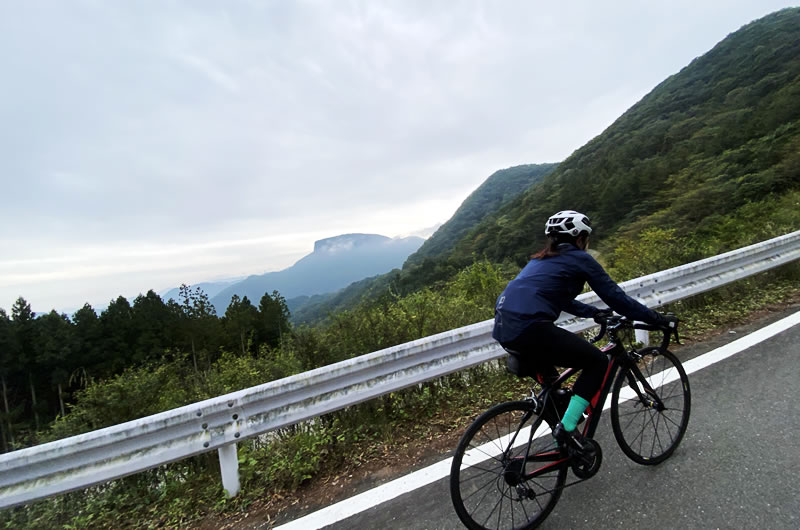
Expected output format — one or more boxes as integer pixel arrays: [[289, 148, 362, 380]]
[[544, 210, 592, 237]]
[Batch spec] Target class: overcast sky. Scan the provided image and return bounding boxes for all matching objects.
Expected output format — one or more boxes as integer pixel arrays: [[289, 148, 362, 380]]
[[1, 1, 797, 314]]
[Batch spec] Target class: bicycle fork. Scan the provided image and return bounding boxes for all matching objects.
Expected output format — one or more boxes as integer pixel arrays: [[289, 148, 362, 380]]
[[625, 362, 667, 411]]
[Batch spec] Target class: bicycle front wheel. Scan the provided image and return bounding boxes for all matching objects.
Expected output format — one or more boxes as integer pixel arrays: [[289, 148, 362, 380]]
[[450, 400, 567, 530], [610, 347, 691, 465]]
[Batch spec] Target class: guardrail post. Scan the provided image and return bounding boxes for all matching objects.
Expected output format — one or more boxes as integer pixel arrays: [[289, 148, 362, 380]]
[[218, 443, 240, 497]]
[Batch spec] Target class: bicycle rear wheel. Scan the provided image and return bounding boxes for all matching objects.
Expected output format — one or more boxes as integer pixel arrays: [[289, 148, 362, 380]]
[[450, 400, 567, 530], [610, 347, 691, 465]]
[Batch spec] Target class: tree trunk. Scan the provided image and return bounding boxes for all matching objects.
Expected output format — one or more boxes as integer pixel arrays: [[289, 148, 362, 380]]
[[1, 375, 12, 446], [240, 330, 246, 356], [191, 336, 199, 373], [0, 419, 7, 453], [58, 382, 66, 418], [29, 373, 40, 431]]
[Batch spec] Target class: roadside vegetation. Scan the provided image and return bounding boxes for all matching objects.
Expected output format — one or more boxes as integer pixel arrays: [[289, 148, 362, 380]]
[[2, 251, 798, 529]]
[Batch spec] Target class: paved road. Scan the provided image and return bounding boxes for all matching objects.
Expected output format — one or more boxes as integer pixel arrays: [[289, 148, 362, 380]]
[[321, 310, 800, 529]]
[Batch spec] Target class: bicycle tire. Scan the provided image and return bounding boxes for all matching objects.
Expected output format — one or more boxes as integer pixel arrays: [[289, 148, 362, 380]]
[[610, 347, 691, 465], [450, 400, 567, 530]]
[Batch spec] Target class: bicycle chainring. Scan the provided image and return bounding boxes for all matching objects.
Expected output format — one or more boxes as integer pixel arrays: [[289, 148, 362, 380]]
[[570, 439, 603, 479]]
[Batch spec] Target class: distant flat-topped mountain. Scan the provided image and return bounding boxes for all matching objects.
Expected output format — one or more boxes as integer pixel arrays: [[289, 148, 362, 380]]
[[187, 234, 424, 312]]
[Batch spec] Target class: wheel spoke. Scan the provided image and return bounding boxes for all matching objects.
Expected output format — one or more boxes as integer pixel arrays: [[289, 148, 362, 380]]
[[460, 473, 497, 504], [637, 405, 649, 454], [458, 464, 501, 483], [649, 409, 663, 457], [479, 484, 505, 529], [658, 410, 684, 430], [520, 494, 531, 521], [464, 444, 506, 465], [495, 482, 504, 530]]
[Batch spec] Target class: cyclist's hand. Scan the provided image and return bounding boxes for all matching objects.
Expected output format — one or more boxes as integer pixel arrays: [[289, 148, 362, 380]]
[[658, 312, 679, 330], [594, 308, 613, 324]]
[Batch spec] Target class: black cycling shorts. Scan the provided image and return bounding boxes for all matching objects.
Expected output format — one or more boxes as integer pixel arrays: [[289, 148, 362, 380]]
[[502, 322, 608, 401]]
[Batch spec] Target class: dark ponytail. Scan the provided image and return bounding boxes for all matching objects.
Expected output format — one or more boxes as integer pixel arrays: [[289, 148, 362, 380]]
[[531, 237, 562, 259], [531, 233, 585, 260]]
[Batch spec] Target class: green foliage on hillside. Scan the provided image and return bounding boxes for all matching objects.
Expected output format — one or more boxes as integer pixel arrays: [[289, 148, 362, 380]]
[[289, 271, 396, 325], [406, 163, 558, 266]]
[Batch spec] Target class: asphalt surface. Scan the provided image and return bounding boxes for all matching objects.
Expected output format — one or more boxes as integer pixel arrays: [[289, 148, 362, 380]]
[[319, 307, 800, 530]]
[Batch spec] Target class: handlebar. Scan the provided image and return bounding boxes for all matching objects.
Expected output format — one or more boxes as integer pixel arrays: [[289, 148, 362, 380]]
[[590, 313, 680, 352]]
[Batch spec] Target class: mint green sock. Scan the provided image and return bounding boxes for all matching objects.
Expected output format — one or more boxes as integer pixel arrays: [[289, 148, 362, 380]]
[[562, 395, 590, 432]]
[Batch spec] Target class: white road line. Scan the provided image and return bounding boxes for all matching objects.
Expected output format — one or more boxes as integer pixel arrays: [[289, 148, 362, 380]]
[[275, 310, 800, 530]]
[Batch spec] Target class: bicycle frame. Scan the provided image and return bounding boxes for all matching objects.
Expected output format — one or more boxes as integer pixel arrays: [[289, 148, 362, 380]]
[[517, 337, 664, 482], [580, 342, 626, 437]]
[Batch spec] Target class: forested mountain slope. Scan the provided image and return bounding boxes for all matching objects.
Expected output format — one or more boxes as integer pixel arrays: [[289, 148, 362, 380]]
[[404, 163, 557, 266], [430, 8, 800, 275]]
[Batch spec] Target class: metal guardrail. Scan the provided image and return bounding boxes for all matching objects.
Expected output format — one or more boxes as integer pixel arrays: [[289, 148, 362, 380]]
[[1, 230, 799, 509]]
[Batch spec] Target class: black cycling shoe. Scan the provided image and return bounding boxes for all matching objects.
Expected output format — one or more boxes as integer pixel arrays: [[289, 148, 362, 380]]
[[552, 422, 592, 454]]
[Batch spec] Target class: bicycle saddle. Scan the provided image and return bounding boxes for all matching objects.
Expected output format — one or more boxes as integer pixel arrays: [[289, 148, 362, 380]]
[[504, 349, 558, 383]]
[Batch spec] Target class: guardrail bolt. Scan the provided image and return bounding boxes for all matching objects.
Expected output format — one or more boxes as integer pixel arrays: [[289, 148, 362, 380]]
[[204, 442, 210, 448], [232, 414, 239, 420], [234, 433, 240, 438], [228, 402, 234, 408], [202, 423, 208, 430], [196, 411, 202, 417]]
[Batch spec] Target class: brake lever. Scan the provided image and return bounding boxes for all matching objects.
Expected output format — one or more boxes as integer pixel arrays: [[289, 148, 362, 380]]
[[590, 322, 607, 344]]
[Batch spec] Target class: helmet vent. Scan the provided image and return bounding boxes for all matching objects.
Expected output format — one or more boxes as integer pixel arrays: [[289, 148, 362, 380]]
[[543, 210, 592, 238]]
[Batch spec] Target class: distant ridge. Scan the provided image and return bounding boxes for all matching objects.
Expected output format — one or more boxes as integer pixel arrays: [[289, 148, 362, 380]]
[[196, 234, 424, 312], [404, 163, 557, 267], [290, 164, 558, 324], [161, 279, 242, 303]]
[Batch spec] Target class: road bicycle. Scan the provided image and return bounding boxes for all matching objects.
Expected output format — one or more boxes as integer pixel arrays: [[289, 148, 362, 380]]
[[449, 314, 691, 529]]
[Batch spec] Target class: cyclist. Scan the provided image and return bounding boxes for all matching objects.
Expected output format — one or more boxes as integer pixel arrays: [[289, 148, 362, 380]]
[[492, 210, 675, 451]]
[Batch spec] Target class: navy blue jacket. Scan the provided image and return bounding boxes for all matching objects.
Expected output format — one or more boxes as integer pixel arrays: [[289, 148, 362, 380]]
[[493, 243, 663, 343]]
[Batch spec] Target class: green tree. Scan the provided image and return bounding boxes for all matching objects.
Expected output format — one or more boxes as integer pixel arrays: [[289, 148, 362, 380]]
[[177, 285, 220, 371], [0, 308, 16, 450], [35, 311, 75, 418], [258, 291, 291, 349], [98, 296, 134, 375], [11, 297, 40, 430], [131, 290, 175, 363], [223, 295, 258, 356], [71, 303, 101, 386]]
